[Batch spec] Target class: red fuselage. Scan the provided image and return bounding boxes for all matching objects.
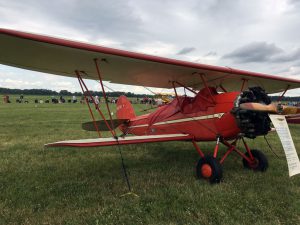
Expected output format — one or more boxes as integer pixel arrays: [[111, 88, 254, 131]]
[[121, 91, 241, 141]]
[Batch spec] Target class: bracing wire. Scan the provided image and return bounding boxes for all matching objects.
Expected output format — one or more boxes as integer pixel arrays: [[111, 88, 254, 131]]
[[92, 80, 143, 196], [264, 135, 284, 159]]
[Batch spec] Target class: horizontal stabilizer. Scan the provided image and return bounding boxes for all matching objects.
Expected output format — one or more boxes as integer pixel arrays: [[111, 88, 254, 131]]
[[45, 134, 192, 148], [82, 119, 128, 131]]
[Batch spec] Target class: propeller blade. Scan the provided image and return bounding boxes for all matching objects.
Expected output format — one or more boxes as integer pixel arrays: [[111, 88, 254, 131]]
[[82, 119, 128, 131], [282, 106, 300, 115], [239, 102, 277, 113], [239, 102, 300, 115]]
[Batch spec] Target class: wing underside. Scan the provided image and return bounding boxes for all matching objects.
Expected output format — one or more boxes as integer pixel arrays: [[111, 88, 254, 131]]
[[1, 28, 300, 93], [45, 134, 192, 148]]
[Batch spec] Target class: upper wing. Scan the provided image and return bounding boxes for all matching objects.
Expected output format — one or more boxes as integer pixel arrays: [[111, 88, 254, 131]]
[[1, 28, 300, 93]]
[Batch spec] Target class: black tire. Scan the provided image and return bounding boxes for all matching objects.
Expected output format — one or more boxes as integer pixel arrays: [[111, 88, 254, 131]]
[[196, 155, 223, 183], [242, 149, 268, 172]]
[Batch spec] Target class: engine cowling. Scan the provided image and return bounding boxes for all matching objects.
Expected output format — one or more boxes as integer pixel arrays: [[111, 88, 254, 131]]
[[232, 87, 271, 139]]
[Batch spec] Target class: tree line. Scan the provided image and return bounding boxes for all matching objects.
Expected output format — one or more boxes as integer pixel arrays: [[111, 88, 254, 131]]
[[0, 87, 153, 98], [1, 87, 299, 101], [270, 96, 300, 102]]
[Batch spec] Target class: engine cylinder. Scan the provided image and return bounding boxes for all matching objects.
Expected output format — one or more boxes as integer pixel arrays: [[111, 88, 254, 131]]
[[232, 87, 271, 139]]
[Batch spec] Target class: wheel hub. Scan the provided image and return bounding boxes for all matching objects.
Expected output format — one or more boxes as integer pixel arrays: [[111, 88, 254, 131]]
[[248, 158, 259, 169], [201, 164, 212, 178]]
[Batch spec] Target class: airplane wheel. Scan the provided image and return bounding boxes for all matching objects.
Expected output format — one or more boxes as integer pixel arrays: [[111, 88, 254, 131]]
[[242, 149, 268, 172], [196, 156, 223, 183]]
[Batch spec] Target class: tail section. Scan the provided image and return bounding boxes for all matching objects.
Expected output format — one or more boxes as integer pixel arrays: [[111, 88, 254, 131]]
[[116, 95, 136, 120]]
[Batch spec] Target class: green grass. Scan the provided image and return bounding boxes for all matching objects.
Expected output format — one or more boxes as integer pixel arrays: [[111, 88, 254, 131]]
[[0, 100, 300, 225]]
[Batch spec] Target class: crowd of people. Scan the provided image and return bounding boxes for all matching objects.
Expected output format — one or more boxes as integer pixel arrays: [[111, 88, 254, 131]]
[[2, 94, 169, 107]]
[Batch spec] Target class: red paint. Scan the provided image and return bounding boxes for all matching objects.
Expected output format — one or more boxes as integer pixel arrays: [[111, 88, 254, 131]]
[[192, 140, 205, 158], [213, 138, 220, 158], [220, 146, 234, 164], [199, 74, 216, 104], [221, 139, 254, 164], [117, 90, 240, 141], [116, 96, 136, 120], [201, 164, 212, 178]]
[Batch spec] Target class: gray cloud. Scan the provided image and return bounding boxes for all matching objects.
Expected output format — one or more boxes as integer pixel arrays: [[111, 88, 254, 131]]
[[223, 42, 300, 65], [272, 48, 300, 63], [177, 47, 196, 55], [0, 0, 145, 44], [204, 51, 217, 57], [289, 0, 300, 6], [1, 0, 300, 93], [223, 42, 283, 63]]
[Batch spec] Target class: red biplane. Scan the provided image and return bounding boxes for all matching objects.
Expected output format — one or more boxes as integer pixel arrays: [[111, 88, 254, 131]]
[[1, 28, 300, 183]]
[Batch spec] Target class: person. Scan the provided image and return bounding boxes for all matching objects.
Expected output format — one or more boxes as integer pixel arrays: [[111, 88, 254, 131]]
[[3, 95, 10, 103], [94, 95, 99, 109], [51, 96, 58, 104], [156, 98, 163, 106], [151, 97, 155, 105], [20, 94, 24, 102], [111, 97, 115, 104], [60, 96, 66, 103], [72, 95, 77, 103]]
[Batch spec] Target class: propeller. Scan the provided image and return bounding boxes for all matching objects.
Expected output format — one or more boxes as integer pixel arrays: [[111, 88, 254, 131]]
[[239, 102, 300, 115], [82, 119, 128, 131]]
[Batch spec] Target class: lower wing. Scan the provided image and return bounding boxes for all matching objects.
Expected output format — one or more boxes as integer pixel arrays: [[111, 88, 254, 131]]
[[45, 134, 192, 148]]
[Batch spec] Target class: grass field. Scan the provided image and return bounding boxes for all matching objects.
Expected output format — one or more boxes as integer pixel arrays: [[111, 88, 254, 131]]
[[0, 98, 300, 225]]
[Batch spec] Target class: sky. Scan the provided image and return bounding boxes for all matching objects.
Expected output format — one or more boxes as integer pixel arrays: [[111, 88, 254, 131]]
[[1, 0, 300, 95]]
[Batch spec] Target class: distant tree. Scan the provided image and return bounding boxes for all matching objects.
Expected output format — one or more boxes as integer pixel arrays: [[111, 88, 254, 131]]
[[0, 87, 155, 98], [59, 90, 72, 96]]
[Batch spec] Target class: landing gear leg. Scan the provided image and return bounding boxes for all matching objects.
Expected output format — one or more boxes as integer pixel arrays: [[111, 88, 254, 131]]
[[192, 139, 223, 184], [241, 138, 268, 172], [221, 138, 269, 172], [242, 149, 268, 171]]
